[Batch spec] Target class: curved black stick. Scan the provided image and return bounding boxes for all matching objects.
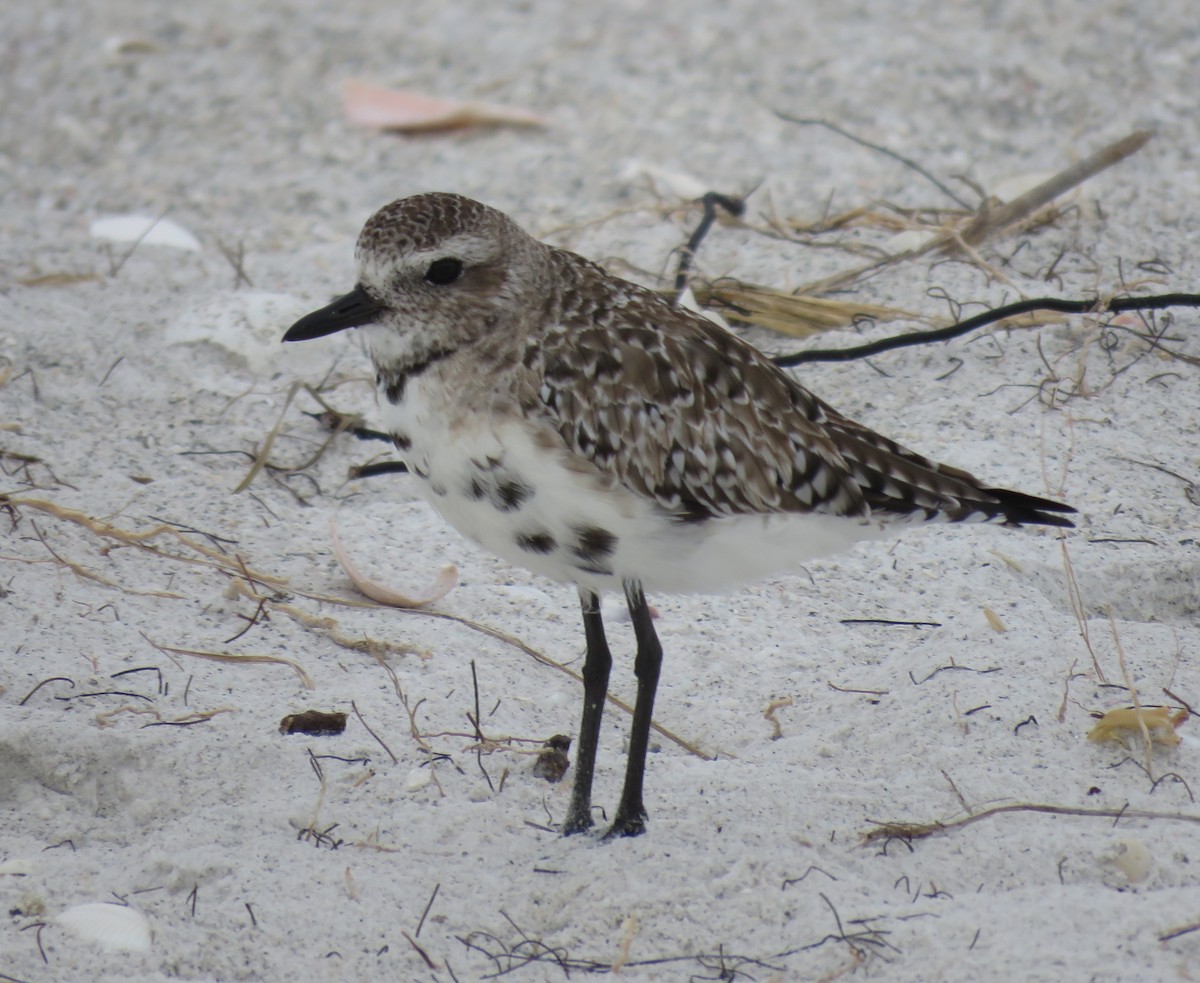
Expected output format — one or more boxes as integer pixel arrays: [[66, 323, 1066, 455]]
[[673, 192, 746, 297], [770, 293, 1200, 367]]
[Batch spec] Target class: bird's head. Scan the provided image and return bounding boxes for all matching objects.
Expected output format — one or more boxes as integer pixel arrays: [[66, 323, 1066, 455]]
[[283, 192, 549, 366]]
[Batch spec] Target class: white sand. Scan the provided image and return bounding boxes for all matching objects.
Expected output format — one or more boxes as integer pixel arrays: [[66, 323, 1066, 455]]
[[3, 2, 1198, 980]]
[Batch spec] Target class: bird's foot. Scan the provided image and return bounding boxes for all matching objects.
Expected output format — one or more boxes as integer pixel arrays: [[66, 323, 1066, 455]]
[[560, 805, 596, 836], [601, 810, 647, 840]]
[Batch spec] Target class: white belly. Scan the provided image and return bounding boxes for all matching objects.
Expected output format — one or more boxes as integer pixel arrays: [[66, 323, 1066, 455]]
[[378, 380, 890, 596]]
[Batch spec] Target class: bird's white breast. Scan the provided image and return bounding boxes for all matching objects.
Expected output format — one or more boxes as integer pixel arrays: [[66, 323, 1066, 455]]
[[378, 373, 889, 596]]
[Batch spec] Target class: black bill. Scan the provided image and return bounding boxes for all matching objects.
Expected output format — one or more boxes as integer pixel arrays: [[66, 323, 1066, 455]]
[[283, 285, 384, 342]]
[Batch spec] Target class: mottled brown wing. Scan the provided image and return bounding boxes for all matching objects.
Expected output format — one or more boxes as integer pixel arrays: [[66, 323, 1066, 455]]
[[518, 256, 1073, 526], [816, 399, 1074, 524], [521, 271, 873, 521]]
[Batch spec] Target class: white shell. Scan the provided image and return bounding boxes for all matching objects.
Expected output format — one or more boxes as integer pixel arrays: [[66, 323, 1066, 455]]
[[0, 857, 36, 875], [90, 214, 202, 251], [883, 229, 939, 255], [619, 159, 711, 201], [405, 767, 432, 791], [1112, 837, 1153, 883], [57, 902, 152, 952]]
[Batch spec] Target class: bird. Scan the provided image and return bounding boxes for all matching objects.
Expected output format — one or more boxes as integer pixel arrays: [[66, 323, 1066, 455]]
[[283, 192, 1075, 839]]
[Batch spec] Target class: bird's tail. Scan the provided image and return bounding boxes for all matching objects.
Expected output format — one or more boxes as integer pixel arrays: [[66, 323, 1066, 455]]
[[977, 487, 1076, 528]]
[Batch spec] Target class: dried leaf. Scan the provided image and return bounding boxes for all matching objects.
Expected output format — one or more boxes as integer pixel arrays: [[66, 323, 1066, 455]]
[[531, 734, 571, 783], [982, 607, 1007, 633], [620, 160, 711, 200], [692, 281, 913, 338], [331, 518, 457, 607], [1088, 706, 1186, 746], [342, 79, 547, 132], [17, 272, 103, 288], [144, 635, 315, 690], [280, 710, 348, 736]]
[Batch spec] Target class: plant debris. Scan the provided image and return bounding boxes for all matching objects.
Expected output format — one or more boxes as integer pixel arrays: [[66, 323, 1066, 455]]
[[280, 709, 349, 736], [342, 79, 547, 132]]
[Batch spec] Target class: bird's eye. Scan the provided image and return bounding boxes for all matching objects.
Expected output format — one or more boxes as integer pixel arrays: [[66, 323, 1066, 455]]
[[424, 257, 463, 285]]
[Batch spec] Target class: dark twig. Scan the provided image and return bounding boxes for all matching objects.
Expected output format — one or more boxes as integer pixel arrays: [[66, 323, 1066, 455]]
[[773, 114, 974, 209], [810, 893, 898, 960], [416, 883, 440, 938], [223, 595, 270, 644], [58, 690, 153, 702], [1164, 688, 1195, 719], [864, 802, 1200, 844], [673, 191, 747, 296], [469, 660, 495, 793], [97, 356, 125, 387], [470, 661, 485, 743], [909, 664, 1001, 686], [771, 293, 1200, 368], [1160, 920, 1200, 943], [1149, 772, 1195, 803], [18, 676, 75, 706], [1117, 457, 1200, 505], [841, 618, 941, 628], [350, 701, 398, 764], [216, 239, 254, 289], [107, 205, 174, 277], [957, 130, 1153, 245], [457, 917, 822, 977], [781, 865, 837, 889], [403, 931, 438, 970], [111, 666, 164, 693]]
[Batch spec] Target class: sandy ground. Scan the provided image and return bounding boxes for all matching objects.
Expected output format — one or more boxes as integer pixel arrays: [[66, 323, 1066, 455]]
[[3, 1, 1199, 980]]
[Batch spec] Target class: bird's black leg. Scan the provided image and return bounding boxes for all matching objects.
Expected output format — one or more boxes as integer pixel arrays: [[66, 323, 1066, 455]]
[[350, 425, 409, 477], [305, 410, 409, 479], [605, 579, 663, 839], [561, 588, 612, 834], [305, 409, 394, 444], [349, 425, 396, 444], [350, 460, 410, 479]]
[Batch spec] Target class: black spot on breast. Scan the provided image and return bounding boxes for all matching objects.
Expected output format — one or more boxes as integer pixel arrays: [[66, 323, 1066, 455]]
[[379, 346, 458, 405], [383, 373, 409, 405], [494, 478, 532, 512], [393, 433, 412, 451], [516, 531, 557, 554], [570, 525, 618, 562], [464, 477, 487, 500], [429, 481, 448, 497]]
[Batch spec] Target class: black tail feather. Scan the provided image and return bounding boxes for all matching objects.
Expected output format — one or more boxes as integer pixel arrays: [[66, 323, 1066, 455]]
[[984, 487, 1076, 528]]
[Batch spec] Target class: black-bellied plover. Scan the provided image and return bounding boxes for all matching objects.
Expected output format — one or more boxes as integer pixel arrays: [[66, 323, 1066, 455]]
[[284, 192, 1075, 839]]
